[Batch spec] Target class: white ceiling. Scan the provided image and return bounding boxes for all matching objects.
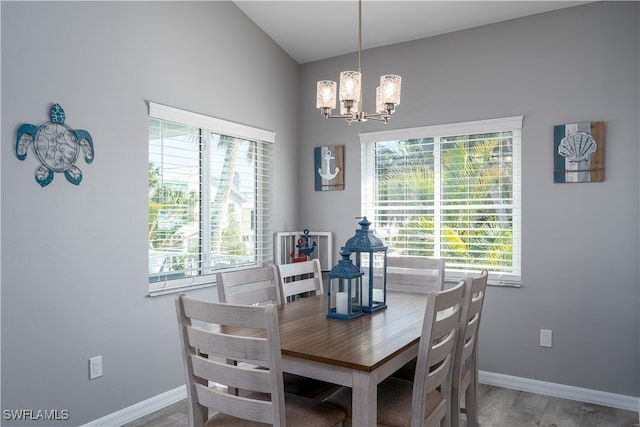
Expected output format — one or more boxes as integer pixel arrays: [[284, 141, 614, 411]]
[[233, 1, 590, 64]]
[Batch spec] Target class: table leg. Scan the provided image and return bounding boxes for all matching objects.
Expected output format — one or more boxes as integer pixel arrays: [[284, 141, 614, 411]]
[[352, 370, 377, 426]]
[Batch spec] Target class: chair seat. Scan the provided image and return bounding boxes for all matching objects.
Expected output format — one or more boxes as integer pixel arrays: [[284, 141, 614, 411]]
[[252, 368, 336, 399], [324, 377, 443, 427], [284, 373, 337, 399], [206, 392, 346, 427], [391, 357, 417, 381]]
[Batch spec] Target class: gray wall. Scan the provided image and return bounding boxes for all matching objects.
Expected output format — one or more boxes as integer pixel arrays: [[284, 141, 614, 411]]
[[299, 1, 639, 397], [1, 1, 299, 425], [1, 1, 638, 425]]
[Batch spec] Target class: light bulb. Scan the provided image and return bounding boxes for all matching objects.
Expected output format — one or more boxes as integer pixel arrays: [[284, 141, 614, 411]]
[[316, 80, 337, 109], [379, 75, 401, 105], [339, 71, 361, 103]]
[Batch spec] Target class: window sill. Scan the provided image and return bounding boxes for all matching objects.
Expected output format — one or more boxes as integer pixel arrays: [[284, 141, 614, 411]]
[[445, 271, 521, 288], [485, 280, 521, 288], [147, 281, 215, 297]]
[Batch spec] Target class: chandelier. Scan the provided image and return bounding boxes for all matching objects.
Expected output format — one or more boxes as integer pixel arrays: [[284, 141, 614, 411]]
[[316, 0, 401, 124]]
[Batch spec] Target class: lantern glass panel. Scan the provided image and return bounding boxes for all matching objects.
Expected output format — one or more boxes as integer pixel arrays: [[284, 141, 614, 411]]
[[362, 252, 386, 297], [357, 250, 388, 312], [327, 275, 363, 320]]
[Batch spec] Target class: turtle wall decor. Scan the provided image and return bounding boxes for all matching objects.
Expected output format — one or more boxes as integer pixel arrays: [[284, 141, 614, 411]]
[[15, 103, 94, 187]]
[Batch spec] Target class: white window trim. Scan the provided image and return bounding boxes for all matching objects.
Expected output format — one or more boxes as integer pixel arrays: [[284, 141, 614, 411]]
[[358, 116, 523, 144], [359, 116, 523, 287], [147, 102, 275, 296], [148, 102, 276, 144]]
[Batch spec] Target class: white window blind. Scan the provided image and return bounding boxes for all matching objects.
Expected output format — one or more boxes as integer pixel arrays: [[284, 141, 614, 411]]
[[360, 116, 522, 286], [148, 102, 275, 295]]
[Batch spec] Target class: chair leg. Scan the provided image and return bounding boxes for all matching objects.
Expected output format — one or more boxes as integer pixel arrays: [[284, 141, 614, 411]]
[[451, 387, 462, 427], [465, 356, 480, 427], [465, 381, 478, 427], [443, 411, 453, 427]]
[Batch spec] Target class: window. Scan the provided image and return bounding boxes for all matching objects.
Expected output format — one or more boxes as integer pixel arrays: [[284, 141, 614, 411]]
[[148, 103, 275, 295], [360, 116, 522, 286]]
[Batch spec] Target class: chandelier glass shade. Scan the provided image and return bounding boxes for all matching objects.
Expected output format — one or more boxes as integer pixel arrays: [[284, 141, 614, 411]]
[[316, 1, 401, 124]]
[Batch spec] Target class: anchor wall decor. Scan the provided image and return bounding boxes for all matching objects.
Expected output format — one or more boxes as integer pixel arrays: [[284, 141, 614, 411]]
[[314, 145, 344, 191]]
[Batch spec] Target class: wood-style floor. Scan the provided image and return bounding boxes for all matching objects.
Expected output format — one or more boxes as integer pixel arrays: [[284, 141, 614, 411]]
[[123, 384, 639, 427]]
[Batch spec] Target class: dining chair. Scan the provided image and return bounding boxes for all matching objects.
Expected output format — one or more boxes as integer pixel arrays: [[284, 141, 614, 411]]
[[275, 259, 337, 399], [451, 269, 488, 427], [175, 294, 346, 427], [387, 256, 445, 293], [277, 258, 324, 302], [388, 255, 445, 381], [325, 279, 465, 427], [216, 265, 282, 306], [217, 264, 333, 399]]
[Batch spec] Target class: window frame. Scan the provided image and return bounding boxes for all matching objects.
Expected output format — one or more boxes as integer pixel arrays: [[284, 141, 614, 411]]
[[359, 116, 523, 287], [147, 102, 276, 296]]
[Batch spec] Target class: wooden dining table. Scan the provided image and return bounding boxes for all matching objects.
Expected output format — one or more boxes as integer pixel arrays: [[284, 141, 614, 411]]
[[275, 290, 429, 426]]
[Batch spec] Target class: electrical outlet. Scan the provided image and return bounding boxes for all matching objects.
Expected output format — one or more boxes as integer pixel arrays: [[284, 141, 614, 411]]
[[89, 355, 103, 379], [540, 329, 552, 348]]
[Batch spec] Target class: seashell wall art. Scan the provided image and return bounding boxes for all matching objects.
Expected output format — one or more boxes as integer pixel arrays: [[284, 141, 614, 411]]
[[553, 121, 604, 183]]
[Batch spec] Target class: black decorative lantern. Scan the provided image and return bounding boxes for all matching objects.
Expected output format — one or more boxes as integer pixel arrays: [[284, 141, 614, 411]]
[[327, 247, 364, 320], [345, 217, 388, 313]]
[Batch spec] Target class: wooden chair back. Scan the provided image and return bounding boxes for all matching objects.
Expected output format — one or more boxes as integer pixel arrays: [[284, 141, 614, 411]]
[[275, 259, 337, 398], [277, 259, 324, 302], [323, 281, 465, 426], [411, 279, 465, 426], [216, 265, 281, 305], [175, 295, 285, 426], [387, 256, 445, 293], [451, 269, 489, 427]]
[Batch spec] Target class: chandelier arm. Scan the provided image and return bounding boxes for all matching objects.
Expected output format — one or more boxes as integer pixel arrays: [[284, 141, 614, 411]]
[[363, 115, 389, 123], [323, 114, 357, 120], [323, 111, 390, 124]]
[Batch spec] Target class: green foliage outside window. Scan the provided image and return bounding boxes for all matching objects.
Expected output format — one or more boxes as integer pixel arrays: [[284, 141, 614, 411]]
[[372, 132, 515, 273]]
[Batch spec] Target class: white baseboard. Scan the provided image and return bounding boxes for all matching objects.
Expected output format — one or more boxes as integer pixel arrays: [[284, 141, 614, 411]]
[[479, 370, 640, 413], [81, 385, 186, 427], [83, 372, 640, 426]]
